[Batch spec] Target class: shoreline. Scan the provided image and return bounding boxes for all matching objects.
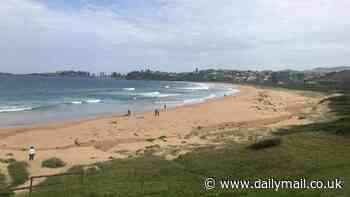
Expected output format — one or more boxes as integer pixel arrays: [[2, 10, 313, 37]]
[[0, 85, 324, 188], [0, 82, 238, 132], [0, 81, 235, 129]]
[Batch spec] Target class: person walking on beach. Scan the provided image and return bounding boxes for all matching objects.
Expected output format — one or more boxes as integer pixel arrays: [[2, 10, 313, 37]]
[[164, 104, 167, 111], [154, 109, 160, 116], [28, 146, 36, 161]]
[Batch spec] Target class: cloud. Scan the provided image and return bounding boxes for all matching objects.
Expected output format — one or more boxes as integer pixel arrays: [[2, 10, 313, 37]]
[[0, 0, 350, 73]]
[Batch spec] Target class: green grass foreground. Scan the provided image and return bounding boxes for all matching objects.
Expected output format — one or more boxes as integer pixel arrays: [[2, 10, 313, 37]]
[[21, 95, 350, 197]]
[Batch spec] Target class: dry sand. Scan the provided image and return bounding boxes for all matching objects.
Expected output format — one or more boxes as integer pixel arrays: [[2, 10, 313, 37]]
[[0, 85, 324, 187]]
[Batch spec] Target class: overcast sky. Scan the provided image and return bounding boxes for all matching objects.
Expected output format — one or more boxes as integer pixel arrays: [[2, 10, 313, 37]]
[[1, 0, 350, 74]]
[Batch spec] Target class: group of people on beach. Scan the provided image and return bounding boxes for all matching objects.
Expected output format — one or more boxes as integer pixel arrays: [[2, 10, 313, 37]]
[[27, 104, 168, 161], [126, 104, 167, 117], [155, 104, 167, 116]]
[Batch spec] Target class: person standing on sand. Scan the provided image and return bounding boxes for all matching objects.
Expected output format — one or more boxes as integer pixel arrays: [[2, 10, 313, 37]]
[[29, 146, 36, 161], [155, 109, 160, 116], [164, 104, 167, 111]]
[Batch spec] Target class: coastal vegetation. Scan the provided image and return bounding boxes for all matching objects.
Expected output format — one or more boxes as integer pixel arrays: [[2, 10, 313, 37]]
[[41, 158, 66, 169], [0, 161, 11, 196], [7, 160, 29, 187], [0, 171, 6, 189], [22, 134, 350, 196], [248, 136, 281, 150], [278, 94, 350, 136], [0, 159, 29, 190], [0, 172, 5, 184]]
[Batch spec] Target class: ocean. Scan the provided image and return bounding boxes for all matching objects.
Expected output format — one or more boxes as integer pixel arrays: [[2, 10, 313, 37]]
[[0, 75, 237, 127]]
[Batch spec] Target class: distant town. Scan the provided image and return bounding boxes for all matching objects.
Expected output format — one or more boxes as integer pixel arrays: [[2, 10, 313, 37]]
[[1, 66, 350, 91]]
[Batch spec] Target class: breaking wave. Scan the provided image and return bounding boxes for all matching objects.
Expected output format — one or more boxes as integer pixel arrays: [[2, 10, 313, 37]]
[[0, 106, 33, 113], [84, 99, 101, 103], [134, 92, 181, 98], [183, 83, 210, 90], [182, 94, 217, 104], [123, 88, 135, 91], [71, 101, 83, 104]]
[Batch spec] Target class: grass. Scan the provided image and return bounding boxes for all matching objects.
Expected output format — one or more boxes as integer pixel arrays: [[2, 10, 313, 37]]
[[42, 158, 66, 168], [22, 94, 350, 197], [0, 171, 6, 188], [0, 158, 16, 164], [278, 94, 350, 136], [0, 188, 13, 197], [24, 132, 350, 197], [0, 163, 14, 197], [7, 161, 29, 187]]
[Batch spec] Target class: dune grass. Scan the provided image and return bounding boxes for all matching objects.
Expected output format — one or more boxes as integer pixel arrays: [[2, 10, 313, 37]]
[[0, 171, 6, 190], [0, 163, 12, 196], [7, 161, 29, 187], [278, 94, 350, 136], [248, 136, 281, 150], [22, 94, 350, 197], [42, 158, 66, 169]]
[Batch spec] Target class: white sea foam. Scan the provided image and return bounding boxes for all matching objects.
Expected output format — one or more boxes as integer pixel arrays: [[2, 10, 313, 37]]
[[69, 99, 101, 104], [71, 101, 83, 104], [155, 100, 182, 105], [183, 83, 210, 90], [158, 93, 181, 98], [123, 88, 135, 91], [0, 106, 33, 113], [229, 88, 240, 95], [164, 85, 170, 89], [182, 94, 217, 104], [137, 91, 160, 97], [84, 99, 101, 103], [221, 87, 239, 96], [135, 92, 181, 98], [204, 94, 217, 100], [183, 98, 202, 104]]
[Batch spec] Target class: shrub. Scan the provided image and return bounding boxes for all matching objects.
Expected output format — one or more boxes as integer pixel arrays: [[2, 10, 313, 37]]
[[0, 171, 6, 185], [42, 157, 66, 168], [158, 136, 167, 142], [0, 158, 16, 164], [0, 173, 13, 196], [146, 138, 156, 143], [249, 137, 281, 150], [7, 161, 29, 187], [0, 188, 14, 197], [83, 165, 101, 175]]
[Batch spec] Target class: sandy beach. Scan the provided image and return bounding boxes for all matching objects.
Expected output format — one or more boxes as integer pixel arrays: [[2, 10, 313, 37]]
[[0, 85, 324, 186]]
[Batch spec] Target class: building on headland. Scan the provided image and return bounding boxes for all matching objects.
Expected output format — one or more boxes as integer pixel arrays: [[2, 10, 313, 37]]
[[56, 70, 91, 77], [99, 72, 106, 79], [98, 72, 112, 80], [124, 67, 350, 90]]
